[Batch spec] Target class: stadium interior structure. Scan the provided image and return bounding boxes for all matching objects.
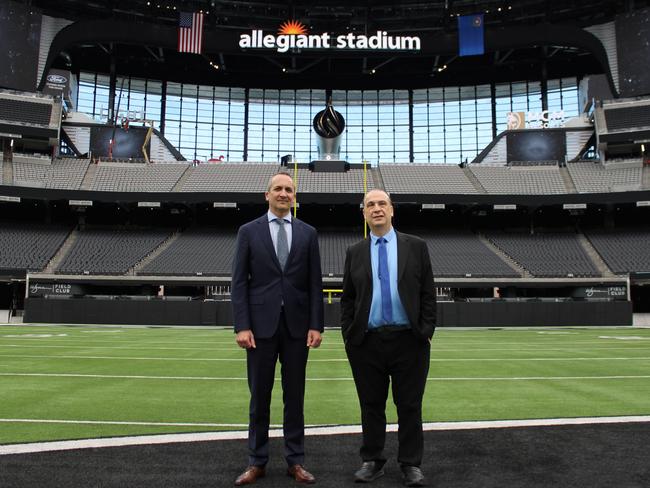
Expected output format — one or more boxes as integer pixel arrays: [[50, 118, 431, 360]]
[[1, 0, 650, 327]]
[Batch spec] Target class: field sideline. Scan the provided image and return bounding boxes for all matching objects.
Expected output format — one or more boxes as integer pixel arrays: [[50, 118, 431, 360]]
[[1, 324, 649, 445]]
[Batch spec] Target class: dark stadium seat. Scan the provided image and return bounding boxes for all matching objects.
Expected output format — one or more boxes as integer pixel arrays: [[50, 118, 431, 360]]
[[0, 222, 70, 272], [485, 231, 601, 277], [604, 105, 650, 132], [586, 228, 650, 274], [139, 228, 237, 276], [56, 228, 172, 275], [419, 231, 521, 277], [0, 97, 52, 126]]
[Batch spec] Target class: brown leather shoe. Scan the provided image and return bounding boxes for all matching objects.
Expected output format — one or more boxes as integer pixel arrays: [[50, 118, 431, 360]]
[[287, 464, 316, 484], [234, 465, 265, 486]]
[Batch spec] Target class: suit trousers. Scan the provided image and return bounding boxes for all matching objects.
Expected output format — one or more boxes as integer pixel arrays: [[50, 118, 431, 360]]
[[346, 329, 430, 466], [246, 310, 309, 466]]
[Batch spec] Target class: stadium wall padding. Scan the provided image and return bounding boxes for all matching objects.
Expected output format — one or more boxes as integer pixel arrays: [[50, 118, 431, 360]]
[[24, 298, 632, 327]]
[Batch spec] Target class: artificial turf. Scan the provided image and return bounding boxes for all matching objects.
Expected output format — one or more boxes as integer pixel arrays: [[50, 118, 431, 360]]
[[1, 325, 649, 444]]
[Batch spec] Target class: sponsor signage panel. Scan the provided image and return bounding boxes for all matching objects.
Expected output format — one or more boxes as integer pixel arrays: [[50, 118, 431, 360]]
[[507, 110, 566, 129], [572, 286, 627, 299], [0, 195, 21, 202], [69, 200, 93, 206], [42, 69, 71, 98], [28, 283, 82, 297]]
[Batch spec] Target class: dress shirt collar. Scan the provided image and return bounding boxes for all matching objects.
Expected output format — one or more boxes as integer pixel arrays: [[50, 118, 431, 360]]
[[267, 210, 292, 223], [370, 226, 395, 245]]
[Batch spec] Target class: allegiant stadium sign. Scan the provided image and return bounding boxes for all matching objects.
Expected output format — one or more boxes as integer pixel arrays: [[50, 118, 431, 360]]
[[239, 30, 421, 53]]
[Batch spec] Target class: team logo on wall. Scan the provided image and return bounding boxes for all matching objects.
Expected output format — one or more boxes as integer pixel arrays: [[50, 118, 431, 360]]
[[278, 20, 308, 36], [47, 74, 67, 84], [506, 112, 526, 130], [43, 69, 71, 97]]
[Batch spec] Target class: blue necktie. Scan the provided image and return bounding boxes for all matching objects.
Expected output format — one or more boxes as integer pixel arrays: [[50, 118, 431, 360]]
[[377, 237, 393, 323]]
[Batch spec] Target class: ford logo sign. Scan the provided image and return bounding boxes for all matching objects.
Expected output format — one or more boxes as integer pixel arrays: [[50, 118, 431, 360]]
[[47, 74, 67, 84]]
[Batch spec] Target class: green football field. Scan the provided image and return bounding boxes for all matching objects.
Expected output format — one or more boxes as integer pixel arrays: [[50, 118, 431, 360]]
[[1, 324, 649, 445]]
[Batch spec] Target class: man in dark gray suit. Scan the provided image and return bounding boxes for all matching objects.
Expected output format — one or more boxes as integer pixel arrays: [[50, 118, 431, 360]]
[[341, 189, 436, 487], [231, 171, 324, 486]]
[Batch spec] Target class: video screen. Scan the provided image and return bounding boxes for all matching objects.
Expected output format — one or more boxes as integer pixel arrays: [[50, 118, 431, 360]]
[[507, 131, 566, 163], [90, 126, 150, 159]]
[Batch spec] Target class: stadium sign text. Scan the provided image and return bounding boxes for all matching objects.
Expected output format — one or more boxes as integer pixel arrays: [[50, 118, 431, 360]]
[[506, 110, 565, 129], [46, 74, 67, 84], [239, 30, 421, 53], [28, 283, 72, 296]]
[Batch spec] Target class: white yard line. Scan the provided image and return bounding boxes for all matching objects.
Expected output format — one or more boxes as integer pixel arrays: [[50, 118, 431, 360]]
[[0, 418, 253, 427], [1, 372, 650, 381], [0, 353, 649, 362], [1, 415, 649, 455], [2, 344, 650, 352]]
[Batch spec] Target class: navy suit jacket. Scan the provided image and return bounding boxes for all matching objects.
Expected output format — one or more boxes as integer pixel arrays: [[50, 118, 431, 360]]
[[231, 214, 324, 339], [340, 231, 436, 345]]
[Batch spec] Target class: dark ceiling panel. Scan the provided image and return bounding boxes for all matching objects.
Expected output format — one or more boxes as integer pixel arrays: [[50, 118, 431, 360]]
[[31, 0, 650, 91]]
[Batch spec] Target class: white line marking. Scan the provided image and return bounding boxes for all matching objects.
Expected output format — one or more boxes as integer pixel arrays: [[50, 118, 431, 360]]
[[0, 354, 247, 361], [3, 344, 650, 353], [0, 373, 247, 380], [0, 345, 247, 351], [1, 334, 68, 338], [1, 415, 649, 455], [1, 354, 649, 363], [0, 418, 253, 427], [536, 331, 578, 334], [599, 336, 649, 340], [426, 375, 650, 381], [1, 372, 650, 381], [81, 330, 123, 333]]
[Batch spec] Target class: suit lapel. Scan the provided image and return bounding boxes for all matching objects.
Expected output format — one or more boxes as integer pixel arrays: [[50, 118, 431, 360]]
[[396, 231, 409, 282], [362, 238, 372, 281], [285, 218, 301, 268], [258, 216, 282, 270]]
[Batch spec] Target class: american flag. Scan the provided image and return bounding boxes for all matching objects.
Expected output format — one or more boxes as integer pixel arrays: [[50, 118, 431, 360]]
[[178, 12, 204, 54]]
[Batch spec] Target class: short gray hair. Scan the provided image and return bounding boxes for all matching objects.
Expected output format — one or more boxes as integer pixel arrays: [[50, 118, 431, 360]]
[[267, 171, 294, 191]]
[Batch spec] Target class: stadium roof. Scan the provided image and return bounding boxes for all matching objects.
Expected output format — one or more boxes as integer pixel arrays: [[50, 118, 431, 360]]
[[32, 0, 650, 90]]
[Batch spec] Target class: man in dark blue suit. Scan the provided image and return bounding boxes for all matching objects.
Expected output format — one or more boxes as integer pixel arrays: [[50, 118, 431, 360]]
[[232, 171, 324, 486]]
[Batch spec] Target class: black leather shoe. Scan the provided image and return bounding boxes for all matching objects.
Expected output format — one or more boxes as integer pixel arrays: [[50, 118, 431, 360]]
[[401, 465, 425, 487], [354, 461, 385, 483]]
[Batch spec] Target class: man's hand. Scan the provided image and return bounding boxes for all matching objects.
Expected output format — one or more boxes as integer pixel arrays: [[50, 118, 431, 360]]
[[307, 330, 322, 348], [236, 330, 256, 349]]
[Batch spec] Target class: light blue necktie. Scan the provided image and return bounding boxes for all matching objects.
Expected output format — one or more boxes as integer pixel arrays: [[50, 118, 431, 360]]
[[377, 237, 393, 323], [276, 218, 289, 270]]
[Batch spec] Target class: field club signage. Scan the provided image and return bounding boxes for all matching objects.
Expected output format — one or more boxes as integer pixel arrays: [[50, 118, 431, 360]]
[[239, 25, 421, 53]]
